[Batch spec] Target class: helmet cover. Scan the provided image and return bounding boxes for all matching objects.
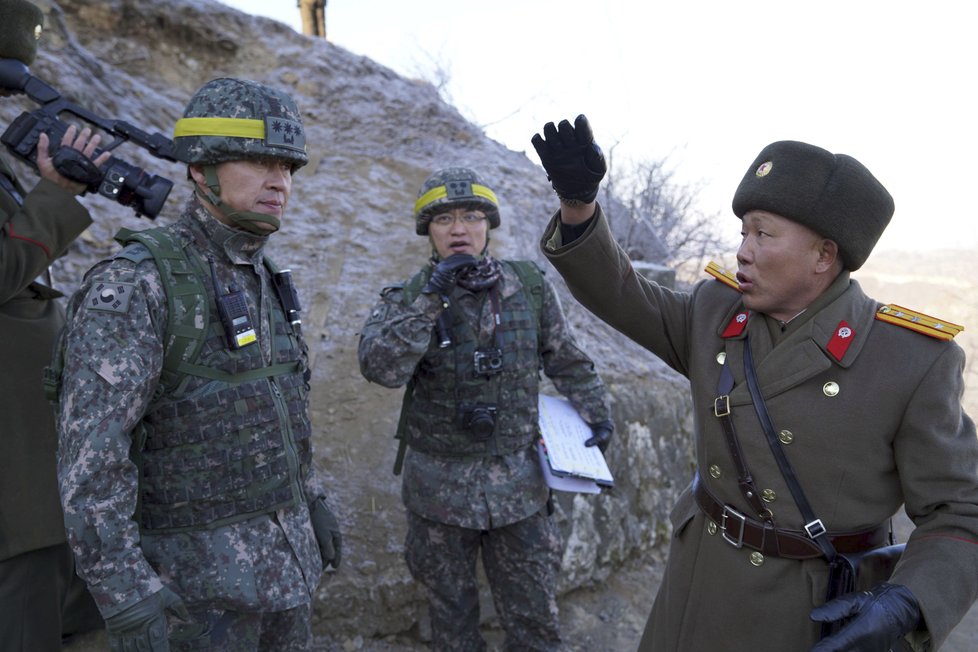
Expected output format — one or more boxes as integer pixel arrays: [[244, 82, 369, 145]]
[[172, 77, 308, 169], [414, 166, 500, 235]]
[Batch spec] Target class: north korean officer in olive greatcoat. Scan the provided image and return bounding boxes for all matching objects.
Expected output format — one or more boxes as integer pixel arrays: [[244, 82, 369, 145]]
[[531, 115, 978, 651], [0, 0, 108, 648]]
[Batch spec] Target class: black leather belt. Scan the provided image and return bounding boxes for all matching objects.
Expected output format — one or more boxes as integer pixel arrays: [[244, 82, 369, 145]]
[[692, 473, 889, 560]]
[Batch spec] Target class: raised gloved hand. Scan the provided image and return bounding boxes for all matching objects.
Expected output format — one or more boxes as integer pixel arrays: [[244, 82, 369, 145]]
[[809, 582, 921, 652], [421, 253, 478, 296], [585, 419, 614, 453], [530, 114, 607, 204], [310, 496, 342, 569], [105, 586, 189, 652]]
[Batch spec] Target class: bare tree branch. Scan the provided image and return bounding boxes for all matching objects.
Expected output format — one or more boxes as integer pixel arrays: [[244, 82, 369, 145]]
[[602, 149, 732, 282]]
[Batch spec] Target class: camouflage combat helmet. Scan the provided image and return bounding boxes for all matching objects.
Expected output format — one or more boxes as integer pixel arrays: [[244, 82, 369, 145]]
[[414, 167, 500, 235], [172, 78, 307, 234], [172, 77, 308, 169]]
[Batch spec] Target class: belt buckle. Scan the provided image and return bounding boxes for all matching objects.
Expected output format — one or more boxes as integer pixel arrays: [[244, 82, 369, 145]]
[[804, 519, 826, 540], [720, 504, 746, 548], [714, 395, 731, 417]]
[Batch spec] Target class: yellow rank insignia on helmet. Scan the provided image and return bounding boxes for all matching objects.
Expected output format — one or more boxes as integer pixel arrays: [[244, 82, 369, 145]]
[[705, 261, 740, 292], [875, 304, 964, 341]]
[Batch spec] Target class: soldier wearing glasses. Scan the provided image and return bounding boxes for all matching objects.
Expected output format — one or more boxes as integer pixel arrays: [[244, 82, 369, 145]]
[[358, 167, 613, 651]]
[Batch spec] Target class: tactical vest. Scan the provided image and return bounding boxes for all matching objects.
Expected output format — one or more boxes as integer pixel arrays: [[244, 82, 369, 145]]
[[113, 224, 313, 533], [396, 261, 545, 459]]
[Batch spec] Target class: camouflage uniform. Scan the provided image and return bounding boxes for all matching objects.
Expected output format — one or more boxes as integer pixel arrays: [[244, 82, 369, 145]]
[[359, 259, 611, 651], [55, 197, 325, 648]]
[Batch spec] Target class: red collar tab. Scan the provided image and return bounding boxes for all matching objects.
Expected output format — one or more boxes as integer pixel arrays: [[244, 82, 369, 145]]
[[826, 320, 855, 361], [722, 311, 750, 338]]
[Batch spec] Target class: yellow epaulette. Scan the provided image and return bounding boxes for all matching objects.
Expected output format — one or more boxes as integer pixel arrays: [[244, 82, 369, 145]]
[[875, 304, 964, 341], [705, 261, 740, 292]]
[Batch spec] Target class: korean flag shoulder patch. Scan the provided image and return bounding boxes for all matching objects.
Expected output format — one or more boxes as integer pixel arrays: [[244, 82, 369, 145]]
[[86, 281, 137, 314]]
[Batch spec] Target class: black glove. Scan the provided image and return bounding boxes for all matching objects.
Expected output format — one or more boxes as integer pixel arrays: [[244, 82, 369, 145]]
[[105, 586, 190, 652], [421, 253, 478, 296], [310, 496, 342, 569], [530, 114, 607, 203], [809, 582, 922, 652], [585, 419, 614, 453]]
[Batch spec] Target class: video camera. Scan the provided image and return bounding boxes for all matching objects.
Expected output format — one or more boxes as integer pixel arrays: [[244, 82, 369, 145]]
[[0, 58, 176, 219]]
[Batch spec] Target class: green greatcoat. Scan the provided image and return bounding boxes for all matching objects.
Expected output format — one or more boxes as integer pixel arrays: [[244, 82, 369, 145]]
[[541, 206, 978, 651], [0, 157, 92, 561]]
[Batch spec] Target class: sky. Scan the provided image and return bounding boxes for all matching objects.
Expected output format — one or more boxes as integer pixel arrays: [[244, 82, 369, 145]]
[[218, 0, 977, 254]]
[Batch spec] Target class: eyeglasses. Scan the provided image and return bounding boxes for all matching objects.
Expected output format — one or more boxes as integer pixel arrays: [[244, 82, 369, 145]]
[[429, 212, 487, 227]]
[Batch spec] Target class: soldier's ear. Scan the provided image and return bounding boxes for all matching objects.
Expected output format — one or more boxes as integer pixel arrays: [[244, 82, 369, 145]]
[[188, 164, 206, 186], [815, 238, 840, 274]]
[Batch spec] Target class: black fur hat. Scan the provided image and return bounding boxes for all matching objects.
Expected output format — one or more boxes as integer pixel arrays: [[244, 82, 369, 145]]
[[732, 140, 894, 271]]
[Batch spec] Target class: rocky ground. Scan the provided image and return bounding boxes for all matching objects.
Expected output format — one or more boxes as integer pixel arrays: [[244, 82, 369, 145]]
[[60, 542, 978, 651], [322, 552, 663, 652], [62, 552, 660, 652]]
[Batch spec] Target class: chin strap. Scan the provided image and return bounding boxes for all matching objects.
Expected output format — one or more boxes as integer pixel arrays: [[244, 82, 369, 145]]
[[197, 165, 281, 234]]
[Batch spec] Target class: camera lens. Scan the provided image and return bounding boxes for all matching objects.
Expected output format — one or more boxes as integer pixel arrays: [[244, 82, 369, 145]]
[[468, 409, 494, 440], [459, 404, 497, 441], [99, 179, 120, 196]]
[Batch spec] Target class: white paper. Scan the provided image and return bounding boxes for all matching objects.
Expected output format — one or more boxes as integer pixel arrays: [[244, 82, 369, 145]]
[[537, 442, 601, 494], [537, 394, 614, 487]]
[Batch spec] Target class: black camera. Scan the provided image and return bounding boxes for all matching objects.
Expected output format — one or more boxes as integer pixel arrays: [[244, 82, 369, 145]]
[[458, 403, 497, 440], [473, 347, 504, 376], [0, 58, 176, 219]]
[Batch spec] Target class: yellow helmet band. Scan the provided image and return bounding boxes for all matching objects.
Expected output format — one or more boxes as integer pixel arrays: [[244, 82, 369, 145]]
[[173, 115, 306, 154], [173, 117, 266, 139], [414, 183, 498, 216]]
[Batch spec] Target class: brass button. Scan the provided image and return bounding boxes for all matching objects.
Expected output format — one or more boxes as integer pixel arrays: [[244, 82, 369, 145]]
[[779, 429, 794, 445], [716, 351, 726, 365], [709, 464, 722, 479], [823, 382, 840, 397], [750, 552, 765, 567], [707, 521, 718, 536], [761, 489, 777, 503]]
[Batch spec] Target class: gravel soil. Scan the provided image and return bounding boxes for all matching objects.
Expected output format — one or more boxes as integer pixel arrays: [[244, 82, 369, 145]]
[[61, 517, 978, 651]]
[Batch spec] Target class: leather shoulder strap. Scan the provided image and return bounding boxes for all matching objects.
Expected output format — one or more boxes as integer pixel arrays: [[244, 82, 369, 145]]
[[743, 337, 836, 561]]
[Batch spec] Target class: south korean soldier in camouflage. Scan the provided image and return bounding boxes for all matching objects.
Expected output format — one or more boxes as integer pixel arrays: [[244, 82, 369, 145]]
[[358, 167, 613, 651], [54, 78, 342, 652]]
